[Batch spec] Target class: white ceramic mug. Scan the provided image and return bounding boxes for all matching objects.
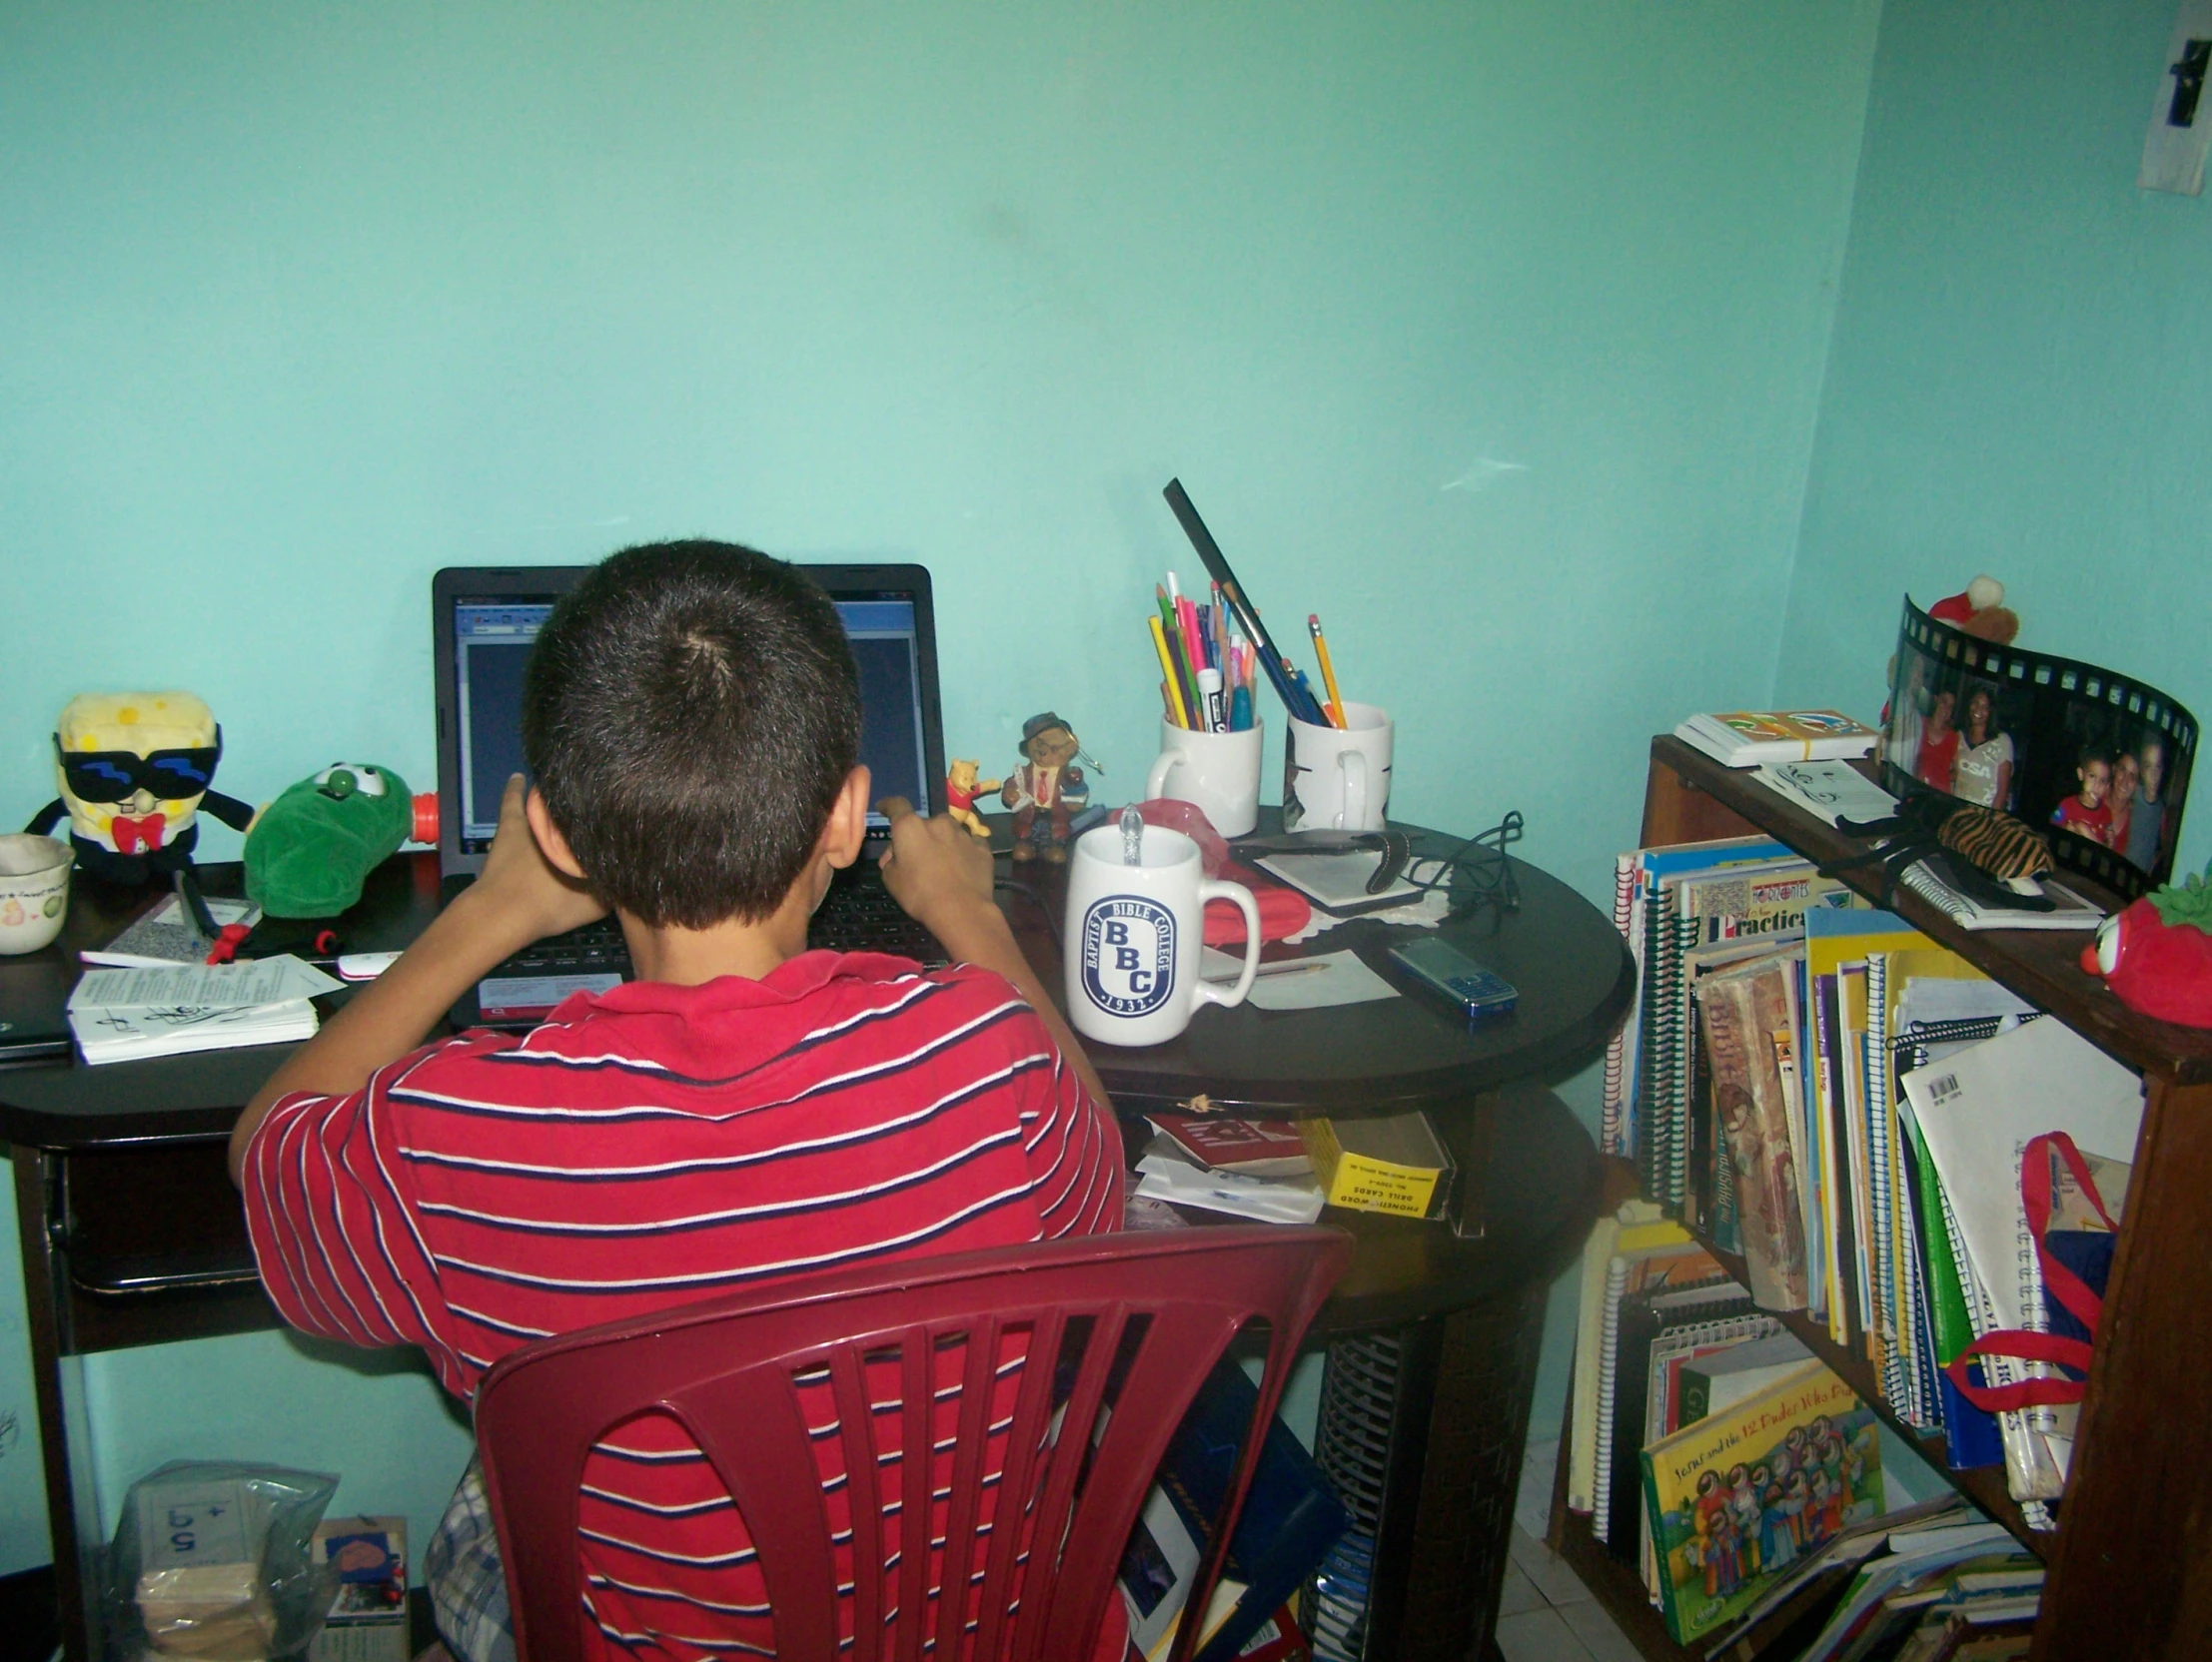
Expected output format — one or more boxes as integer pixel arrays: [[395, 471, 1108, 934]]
[[1063, 822, 1262, 1047], [1144, 719, 1264, 839], [0, 834, 72, 955], [1284, 701, 1394, 832]]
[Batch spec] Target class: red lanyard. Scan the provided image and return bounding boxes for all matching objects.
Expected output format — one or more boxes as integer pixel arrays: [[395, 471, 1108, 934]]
[[1942, 1131, 2117, 1413]]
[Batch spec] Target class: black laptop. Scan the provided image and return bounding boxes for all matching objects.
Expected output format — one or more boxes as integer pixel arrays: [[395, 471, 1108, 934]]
[[432, 563, 953, 1028]]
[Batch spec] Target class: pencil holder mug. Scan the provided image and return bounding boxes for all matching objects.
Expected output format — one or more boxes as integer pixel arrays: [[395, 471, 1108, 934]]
[[1284, 701, 1393, 832], [0, 834, 72, 955], [1144, 718, 1264, 839], [1063, 821, 1262, 1047]]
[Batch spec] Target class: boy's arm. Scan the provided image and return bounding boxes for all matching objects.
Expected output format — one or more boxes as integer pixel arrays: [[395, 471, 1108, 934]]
[[873, 797, 1114, 1118], [228, 776, 605, 1183]]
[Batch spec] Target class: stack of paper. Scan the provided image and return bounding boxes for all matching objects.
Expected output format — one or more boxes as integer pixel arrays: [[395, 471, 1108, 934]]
[[1134, 1135, 1325, 1224], [69, 956, 342, 1065]]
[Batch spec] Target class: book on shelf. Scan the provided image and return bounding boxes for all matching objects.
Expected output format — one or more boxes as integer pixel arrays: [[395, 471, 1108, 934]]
[[1602, 835, 1794, 1169], [1605, 1274, 1761, 1565], [1638, 1357, 1885, 1646], [1896, 856, 2104, 933], [1585, 1241, 1726, 1545], [1694, 955, 1811, 1313], [1797, 1531, 2041, 1662], [1679, 1331, 1814, 1428], [1674, 710, 1879, 768], [1751, 759, 1899, 828], [1567, 1202, 1674, 1514]]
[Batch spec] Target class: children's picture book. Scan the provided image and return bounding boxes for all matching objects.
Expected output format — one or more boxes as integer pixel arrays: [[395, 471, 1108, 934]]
[[1676, 711, 1879, 768], [1641, 1359, 1884, 1646]]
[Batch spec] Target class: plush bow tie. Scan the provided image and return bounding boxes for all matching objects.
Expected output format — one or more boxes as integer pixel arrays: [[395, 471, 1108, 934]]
[[109, 813, 167, 855]]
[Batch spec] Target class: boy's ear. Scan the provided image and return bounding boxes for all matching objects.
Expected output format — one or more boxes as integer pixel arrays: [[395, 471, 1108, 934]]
[[525, 788, 590, 881], [818, 766, 873, 872]]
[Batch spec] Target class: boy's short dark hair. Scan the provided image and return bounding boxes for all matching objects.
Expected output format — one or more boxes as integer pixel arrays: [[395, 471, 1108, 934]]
[[522, 540, 861, 928], [2078, 743, 2112, 771]]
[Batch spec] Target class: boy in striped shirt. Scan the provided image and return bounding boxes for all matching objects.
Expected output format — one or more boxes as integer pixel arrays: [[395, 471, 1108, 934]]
[[230, 542, 1125, 1662]]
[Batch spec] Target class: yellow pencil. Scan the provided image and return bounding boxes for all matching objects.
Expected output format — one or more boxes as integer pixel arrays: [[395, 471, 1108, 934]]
[[1308, 613, 1348, 729], [1151, 614, 1193, 728]]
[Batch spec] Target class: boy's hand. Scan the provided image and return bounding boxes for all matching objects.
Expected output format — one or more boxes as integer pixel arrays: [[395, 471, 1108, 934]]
[[874, 796, 996, 932], [469, 775, 607, 945]]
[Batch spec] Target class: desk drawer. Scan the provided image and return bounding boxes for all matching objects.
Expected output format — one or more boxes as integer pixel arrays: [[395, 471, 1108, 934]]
[[60, 1142, 258, 1295]]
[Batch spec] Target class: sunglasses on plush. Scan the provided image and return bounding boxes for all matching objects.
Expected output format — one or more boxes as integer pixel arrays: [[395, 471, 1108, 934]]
[[54, 730, 223, 804]]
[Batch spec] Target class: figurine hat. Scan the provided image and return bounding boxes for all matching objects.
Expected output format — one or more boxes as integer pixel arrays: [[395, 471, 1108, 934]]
[[1021, 711, 1072, 745]]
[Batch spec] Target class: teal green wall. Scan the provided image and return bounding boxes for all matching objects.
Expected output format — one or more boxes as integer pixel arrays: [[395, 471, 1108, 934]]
[[1777, 0, 2212, 879], [0, 2, 1883, 1573]]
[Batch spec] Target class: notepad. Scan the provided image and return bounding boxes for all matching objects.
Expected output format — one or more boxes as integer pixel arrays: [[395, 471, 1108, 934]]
[[1250, 849, 1420, 913]]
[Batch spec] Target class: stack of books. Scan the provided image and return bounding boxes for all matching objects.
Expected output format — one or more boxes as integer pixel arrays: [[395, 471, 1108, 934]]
[[1135, 1116, 1325, 1224], [1599, 832, 2143, 1532], [67, 956, 342, 1065], [1117, 1361, 1347, 1662]]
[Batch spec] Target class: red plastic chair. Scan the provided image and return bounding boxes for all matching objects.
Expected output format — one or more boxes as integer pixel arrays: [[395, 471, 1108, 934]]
[[474, 1225, 1353, 1662]]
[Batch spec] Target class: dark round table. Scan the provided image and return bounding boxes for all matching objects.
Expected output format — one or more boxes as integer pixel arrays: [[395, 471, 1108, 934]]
[[989, 813, 1631, 1662]]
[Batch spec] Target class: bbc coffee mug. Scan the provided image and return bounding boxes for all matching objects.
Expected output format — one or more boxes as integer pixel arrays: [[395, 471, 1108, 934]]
[[1063, 822, 1262, 1047], [1284, 700, 1394, 832], [1144, 718, 1264, 838]]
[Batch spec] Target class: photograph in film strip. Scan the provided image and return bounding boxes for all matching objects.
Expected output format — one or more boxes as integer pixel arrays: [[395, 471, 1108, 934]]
[[1881, 596, 2195, 899]]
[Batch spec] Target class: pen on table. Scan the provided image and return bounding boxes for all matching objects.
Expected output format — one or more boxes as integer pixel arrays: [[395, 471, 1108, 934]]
[[1308, 613, 1348, 729], [173, 870, 210, 953], [1206, 958, 1332, 982]]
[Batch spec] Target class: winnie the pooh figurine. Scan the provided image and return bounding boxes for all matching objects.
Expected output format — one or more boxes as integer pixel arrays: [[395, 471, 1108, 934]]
[[944, 758, 1002, 839]]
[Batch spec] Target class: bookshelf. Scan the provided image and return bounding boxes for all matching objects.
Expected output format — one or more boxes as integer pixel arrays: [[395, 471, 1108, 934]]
[[1548, 737, 2212, 1662]]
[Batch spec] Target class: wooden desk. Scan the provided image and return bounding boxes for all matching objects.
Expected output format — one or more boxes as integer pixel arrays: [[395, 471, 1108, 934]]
[[3, 825, 1630, 1662]]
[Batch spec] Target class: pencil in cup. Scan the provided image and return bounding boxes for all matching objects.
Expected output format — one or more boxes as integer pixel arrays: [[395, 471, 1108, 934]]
[[1308, 614, 1347, 730], [1149, 614, 1193, 728]]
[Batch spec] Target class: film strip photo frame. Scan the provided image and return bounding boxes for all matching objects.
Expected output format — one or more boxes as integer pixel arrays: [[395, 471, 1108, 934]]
[[1883, 596, 2196, 901]]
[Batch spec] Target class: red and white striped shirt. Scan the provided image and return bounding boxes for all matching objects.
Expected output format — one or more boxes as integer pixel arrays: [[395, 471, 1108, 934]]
[[241, 951, 1125, 1661]]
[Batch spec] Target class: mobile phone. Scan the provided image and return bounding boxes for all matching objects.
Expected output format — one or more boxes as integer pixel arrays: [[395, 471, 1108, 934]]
[[1388, 938, 1519, 1022]]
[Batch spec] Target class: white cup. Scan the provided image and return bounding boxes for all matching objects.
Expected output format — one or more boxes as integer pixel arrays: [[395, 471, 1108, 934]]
[[1284, 700, 1394, 832], [1063, 822, 1262, 1047], [0, 834, 72, 955], [1144, 719, 1264, 839]]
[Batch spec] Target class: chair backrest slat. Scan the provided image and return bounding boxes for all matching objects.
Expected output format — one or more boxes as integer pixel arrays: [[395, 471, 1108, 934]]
[[478, 1226, 1353, 1662]]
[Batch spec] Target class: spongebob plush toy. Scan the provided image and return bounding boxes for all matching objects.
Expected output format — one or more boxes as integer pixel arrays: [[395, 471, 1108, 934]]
[[245, 763, 436, 918], [25, 692, 255, 885]]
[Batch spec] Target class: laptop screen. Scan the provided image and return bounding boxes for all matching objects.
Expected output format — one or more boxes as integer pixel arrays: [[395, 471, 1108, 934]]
[[447, 578, 937, 858]]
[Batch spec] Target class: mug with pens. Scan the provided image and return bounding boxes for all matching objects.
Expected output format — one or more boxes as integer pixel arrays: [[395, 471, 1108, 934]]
[[1152, 478, 1394, 834], [1147, 572, 1265, 837]]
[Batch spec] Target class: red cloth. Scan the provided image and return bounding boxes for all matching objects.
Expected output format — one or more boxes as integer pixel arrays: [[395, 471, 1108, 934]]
[[1204, 863, 1314, 946], [242, 953, 1125, 1662]]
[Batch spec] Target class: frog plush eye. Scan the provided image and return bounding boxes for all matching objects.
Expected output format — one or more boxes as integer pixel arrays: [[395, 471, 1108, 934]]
[[314, 764, 389, 799]]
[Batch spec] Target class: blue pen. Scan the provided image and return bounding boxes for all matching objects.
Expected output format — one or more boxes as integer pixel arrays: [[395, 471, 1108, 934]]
[[1288, 665, 1329, 726], [1230, 684, 1253, 731]]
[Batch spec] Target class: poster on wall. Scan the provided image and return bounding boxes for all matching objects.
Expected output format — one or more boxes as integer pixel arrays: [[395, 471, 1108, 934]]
[[1882, 596, 2196, 899]]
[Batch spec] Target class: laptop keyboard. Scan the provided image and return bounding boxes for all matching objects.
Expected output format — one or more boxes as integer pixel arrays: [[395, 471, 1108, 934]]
[[809, 875, 948, 964], [483, 876, 946, 978], [501, 916, 629, 975]]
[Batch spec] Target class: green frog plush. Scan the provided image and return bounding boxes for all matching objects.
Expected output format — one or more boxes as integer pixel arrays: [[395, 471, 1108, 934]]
[[244, 763, 437, 918]]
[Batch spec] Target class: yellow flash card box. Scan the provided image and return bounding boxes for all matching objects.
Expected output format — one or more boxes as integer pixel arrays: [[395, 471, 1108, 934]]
[[1298, 1112, 1456, 1220]]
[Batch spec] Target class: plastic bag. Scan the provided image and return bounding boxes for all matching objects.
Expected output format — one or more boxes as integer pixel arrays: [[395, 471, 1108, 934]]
[[105, 1460, 342, 1661]]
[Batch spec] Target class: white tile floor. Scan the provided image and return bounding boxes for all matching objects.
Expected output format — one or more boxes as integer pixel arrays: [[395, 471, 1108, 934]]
[[1497, 1438, 1639, 1662]]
